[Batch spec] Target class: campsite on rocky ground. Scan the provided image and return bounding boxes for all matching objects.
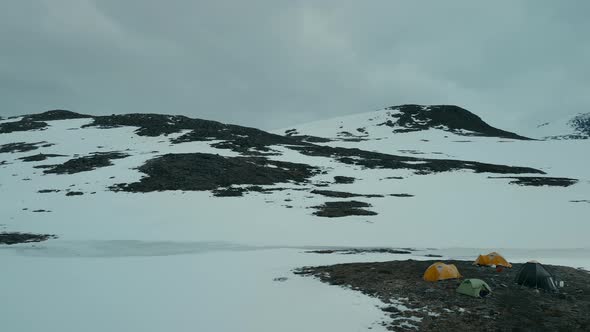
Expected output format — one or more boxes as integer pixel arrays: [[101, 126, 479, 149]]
[[297, 259, 590, 331]]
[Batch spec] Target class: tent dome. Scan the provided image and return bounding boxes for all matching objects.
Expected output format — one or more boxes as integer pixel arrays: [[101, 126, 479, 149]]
[[456, 278, 492, 298], [474, 252, 512, 268], [515, 262, 558, 292], [423, 262, 462, 282]]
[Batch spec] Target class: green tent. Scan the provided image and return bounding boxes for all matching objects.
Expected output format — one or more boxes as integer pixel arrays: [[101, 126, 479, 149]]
[[456, 279, 492, 298]]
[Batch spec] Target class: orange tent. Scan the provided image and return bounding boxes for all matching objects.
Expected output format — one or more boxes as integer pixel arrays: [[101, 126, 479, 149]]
[[473, 252, 512, 268], [423, 262, 462, 282]]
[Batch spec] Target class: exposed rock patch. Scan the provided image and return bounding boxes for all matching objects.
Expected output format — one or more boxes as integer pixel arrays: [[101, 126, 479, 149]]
[[312, 200, 377, 218], [212, 186, 296, 197], [306, 248, 413, 255], [23, 110, 91, 122], [38, 189, 61, 193], [113, 153, 318, 192], [284, 129, 298, 136], [18, 153, 67, 162], [0, 119, 47, 134], [311, 189, 384, 198], [208, 141, 282, 156], [489, 176, 578, 187], [42, 152, 129, 174], [569, 113, 590, 136], [0, 232, 57, 245], [287, 135, 333, 143], [334, 131, 369, 142], [390, 193, 414, 197], [0, 142, 49, 154], [82, 113, 302, 154], [212, 187, 246, 197], [289, 144, 544, 175], [33, 165, 55, 170], [66, 191, 84, 196], [398, 149, 425, 155], [381, 105, 532, 140], [547, 134, 589, 140], [284, 128, 332, 142], [333, 176, 356, 184], [337, 131, 355, 137]]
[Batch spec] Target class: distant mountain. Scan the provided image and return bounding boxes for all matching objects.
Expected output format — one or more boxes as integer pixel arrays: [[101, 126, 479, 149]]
[[279, 104, 531, 141], [532, 112, 590, 140]]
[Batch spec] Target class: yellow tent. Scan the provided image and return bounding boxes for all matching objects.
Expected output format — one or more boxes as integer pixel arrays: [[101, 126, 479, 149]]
[[473, 252, 512, 268], [423, 262, 462, 282]]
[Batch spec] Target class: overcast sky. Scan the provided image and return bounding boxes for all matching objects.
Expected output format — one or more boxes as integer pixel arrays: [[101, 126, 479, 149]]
[[1, 1, 589, 130]]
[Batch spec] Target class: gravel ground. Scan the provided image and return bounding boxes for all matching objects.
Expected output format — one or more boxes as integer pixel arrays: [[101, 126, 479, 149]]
[[296, 259, 590, 331]]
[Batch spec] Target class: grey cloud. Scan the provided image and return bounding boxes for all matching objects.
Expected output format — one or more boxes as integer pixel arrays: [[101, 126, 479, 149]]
[[1, 0, 589, 130]]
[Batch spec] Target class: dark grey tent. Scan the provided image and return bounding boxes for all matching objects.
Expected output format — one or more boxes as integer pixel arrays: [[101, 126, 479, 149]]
[[515, 261, 558, 292]]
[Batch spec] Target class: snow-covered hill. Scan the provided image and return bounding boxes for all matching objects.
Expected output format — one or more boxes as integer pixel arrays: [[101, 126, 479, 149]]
[[2, 107, 588, 247], [529, 112, 590, 140], [278, 104, 530, 141], [275, 104, 589, 179], [1, 106, 589, 331]]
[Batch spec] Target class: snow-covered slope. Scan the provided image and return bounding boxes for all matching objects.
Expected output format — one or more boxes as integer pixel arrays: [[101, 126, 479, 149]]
[[277, 104, 529, 141], [2, 108, 588, 248], [2, 107, 589, 332], [528, 112, 590, 140], [275, 104, 589, 178]]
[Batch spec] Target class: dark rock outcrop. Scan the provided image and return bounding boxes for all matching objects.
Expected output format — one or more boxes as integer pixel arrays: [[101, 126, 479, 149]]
[[312, 200, 377, 218], [0, 120, 47, 134], [0, 142, 50, 154], [38, 189, 61, 193], [23, 110, 91, 122], [489, 176, 578, 187], [306, 248, 413, 255], [113, 153, 319, 192], [0, 232, 57, 245], [569, 113, 590, 136], [289, 144, 544, 175], [83, 113, 302, 154], [311, 190, 383, 198], [42, 152, 129, 174], [381, 104, 531, 140], [18, 153, 66, 162], [333, 176, 356, 184]]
